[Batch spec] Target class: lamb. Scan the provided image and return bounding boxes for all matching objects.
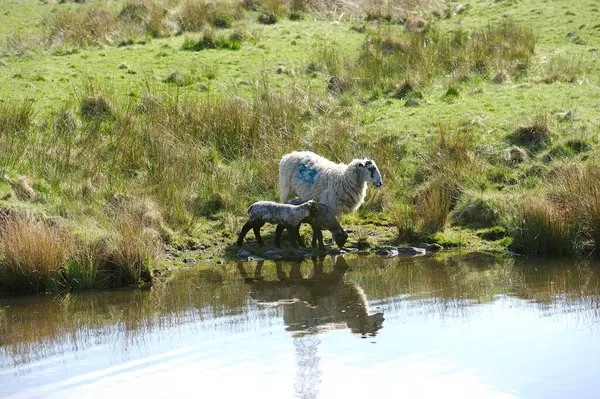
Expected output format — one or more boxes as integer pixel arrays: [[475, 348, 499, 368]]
[[274, 199, 349, 250], [279, 151, 383, 219], [237, 200, 318, 247]]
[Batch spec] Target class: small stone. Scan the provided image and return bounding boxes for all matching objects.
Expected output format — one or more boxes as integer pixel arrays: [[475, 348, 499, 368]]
[[248, 256, 264, 261], [376, 248, 399, 257], [264, 248, 284, 258], [397, 246, 426, 256], [293, 249, 311, 257], [216, 260, 223, 265], [182, 258, 197, 264], [238, 249, 252, 259], [418, 243, 444, 252], [343, 247, 359, 253]]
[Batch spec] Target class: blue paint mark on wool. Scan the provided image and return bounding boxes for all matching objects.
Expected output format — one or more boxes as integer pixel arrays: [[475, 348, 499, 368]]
[[297, 163, 318, 185]]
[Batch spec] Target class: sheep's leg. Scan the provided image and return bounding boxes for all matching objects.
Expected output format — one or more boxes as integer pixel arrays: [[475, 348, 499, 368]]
[[275, 261, 286, 280], [254, 260, 264, 280], [253, 223, 265, 246], [309, 223, 319, 248], [315, 229, 325, 250], [295, 225, 306, 248], [237, 222, 253, 246], [274, 225, 286, 248]]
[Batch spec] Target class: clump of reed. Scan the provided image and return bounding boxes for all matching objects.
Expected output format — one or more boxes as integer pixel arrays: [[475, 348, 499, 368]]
[[504, 196, 581, 256], [550, 163, 600, 251], [117, 0, 172, 40], [508, 112, 552, 152], [450, 191, 501, 229], [343, 22, 535, 93], [100, 216, 161, 286], [181, 30, 243, 51], [47, 5, 116, 46], [542, 53, 589, 84], [0, 215, 69, 293], [412, 126, 478, 232], [177, 0, 243, 32], [0, 99, 34, 136]]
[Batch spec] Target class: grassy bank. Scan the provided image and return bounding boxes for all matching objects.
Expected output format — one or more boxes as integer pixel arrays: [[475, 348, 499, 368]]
[[1, 0, 600, 292]]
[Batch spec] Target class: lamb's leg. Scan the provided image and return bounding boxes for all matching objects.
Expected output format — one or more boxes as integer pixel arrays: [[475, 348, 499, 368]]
[[253, 223, 265, 246], [274, 225, 286, 248], [237, 222, 253, 246]]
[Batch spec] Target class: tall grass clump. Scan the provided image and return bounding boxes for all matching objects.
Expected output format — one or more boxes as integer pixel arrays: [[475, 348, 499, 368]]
[[550, 163, 600, 251], [101, 215, 161, 286], [508, 112, 552, 152], [542, 53, 590, 84], [181, 30, 242, 51], [66, 237, 105, 290], [0, 99, 35, 168], [412, 127, 479, 232], [0, 216, 69, 293], [504, 197, 580, 256], [450, 191, 501, 229], [47, 6, 116, 46], [117, 0, 171, 39], [353, 22, 535, 92], [177, 0, 242, 32], [0, 99, 34, 136]]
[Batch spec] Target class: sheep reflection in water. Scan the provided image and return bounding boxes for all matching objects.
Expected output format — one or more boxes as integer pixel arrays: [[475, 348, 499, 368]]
[[237, 256, 384, 336]]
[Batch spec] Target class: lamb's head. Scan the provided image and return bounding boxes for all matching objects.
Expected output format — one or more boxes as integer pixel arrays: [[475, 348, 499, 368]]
[[356, 159, 383, 187], [303, 200, 319, 217]]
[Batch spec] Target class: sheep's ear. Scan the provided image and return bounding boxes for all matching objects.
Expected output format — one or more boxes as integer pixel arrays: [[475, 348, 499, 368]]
[[358, 161, 365, 168]]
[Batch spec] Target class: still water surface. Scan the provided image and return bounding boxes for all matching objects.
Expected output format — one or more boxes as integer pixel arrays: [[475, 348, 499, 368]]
[[1, 253, 600, 398]]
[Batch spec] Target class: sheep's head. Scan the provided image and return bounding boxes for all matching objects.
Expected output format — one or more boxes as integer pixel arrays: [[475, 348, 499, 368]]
[[332, 228, 349, 248], [357, 159, 383, 187]]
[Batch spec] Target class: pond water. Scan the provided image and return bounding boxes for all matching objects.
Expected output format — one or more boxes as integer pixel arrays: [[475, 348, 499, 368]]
[[1, 253, 600, 398]]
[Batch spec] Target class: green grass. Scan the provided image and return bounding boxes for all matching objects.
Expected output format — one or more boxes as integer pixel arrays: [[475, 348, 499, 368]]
[[1, 0, 600, 292]]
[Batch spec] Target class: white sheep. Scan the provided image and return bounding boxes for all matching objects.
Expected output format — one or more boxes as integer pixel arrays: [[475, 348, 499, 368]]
[[279, 151, 383, 219], [237, 200, 318, 247]]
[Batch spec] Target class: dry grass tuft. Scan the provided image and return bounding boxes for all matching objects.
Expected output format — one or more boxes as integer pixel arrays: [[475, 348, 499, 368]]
[[505, 196, 580, 255], [505, 146, 529, 165], [550, 163, 600, 251], [0, 216, 69, 292], [0, 99, 34, 136], [48, 6, 116, 46], [102, 214, 162, 286], [509, 112, 552, 152], [81, 94, 115, 120], [12, 177, 38, 201]]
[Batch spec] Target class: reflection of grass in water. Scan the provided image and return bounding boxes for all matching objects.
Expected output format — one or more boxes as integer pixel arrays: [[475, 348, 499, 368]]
[[3, 255, 600, 366]]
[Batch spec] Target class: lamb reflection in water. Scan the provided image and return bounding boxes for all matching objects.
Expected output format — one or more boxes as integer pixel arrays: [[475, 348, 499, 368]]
[[237, 256, 384, 336]]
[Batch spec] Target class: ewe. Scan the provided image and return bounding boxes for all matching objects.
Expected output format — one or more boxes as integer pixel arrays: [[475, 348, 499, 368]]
[[279, 151, 383, 219]]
